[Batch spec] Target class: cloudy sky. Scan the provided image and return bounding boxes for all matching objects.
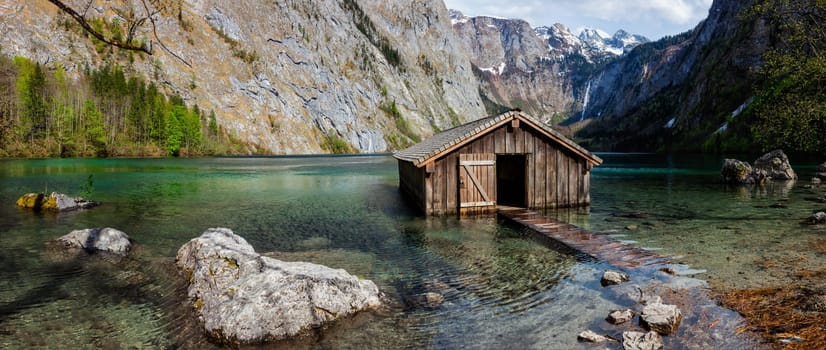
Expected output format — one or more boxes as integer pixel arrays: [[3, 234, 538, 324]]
[[442, 0, 714, 40]]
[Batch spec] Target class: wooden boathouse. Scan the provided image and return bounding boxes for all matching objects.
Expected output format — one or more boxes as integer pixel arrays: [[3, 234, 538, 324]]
[[394, 110, 603, 216]]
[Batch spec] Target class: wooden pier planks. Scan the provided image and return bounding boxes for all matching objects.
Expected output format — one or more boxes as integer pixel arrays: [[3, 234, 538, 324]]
[[498, 206, 670, 269]]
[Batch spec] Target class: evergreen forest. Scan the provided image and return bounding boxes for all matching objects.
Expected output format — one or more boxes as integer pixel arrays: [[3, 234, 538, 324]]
[[0, 54, 248, 158]]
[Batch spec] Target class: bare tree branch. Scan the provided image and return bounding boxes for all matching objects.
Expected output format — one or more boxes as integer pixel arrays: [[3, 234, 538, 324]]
[[46, 0, 192, 67], [140, 0, 191, 67], [47, 0, 152, 54]]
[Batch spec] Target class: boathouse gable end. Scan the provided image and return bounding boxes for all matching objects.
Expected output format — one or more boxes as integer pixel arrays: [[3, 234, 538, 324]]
[[394, 110, 602, 216]]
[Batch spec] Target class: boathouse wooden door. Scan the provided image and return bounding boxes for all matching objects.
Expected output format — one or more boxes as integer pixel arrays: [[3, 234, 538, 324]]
[[458, 153, 496, 214]]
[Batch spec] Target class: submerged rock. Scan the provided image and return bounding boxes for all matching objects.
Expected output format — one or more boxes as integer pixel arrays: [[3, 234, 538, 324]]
[[658, 267, 677, 275], [815, 162, 826, 180], [601, 270, 630, 286], [57, 227, 131, 256], [176, 228, 381, 344], [578, 330, 611, 343], [16, 192, 99, 211], [410, 292, 444, 309], [622, 331, 663, 350], [808, 212, 826, 225], [640, 301, 682, 335], [721, 159, 756, 184], [753, 149, 797, 180]]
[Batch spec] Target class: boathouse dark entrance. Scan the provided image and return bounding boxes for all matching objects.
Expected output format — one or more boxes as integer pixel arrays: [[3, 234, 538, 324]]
[[496, 154, 527, 207]]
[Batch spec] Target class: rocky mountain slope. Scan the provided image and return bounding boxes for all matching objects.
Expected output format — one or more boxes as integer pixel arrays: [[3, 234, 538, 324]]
[[572, 0, 771, 151], [3, 0, 787, 155], [448, 9, 648, 124], [1, 0, 485, 154], [450, 0, 805, 154]]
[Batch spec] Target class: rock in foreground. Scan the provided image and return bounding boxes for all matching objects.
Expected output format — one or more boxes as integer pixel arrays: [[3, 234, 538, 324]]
[[622, 331, 663, 350], [58, 227, 131, 255], [16, 192, 99, 211], [578, 330, 611, 343], [640, 301, 682, 335], [176, 228, 381, 344], [753, 149, 797, 180]]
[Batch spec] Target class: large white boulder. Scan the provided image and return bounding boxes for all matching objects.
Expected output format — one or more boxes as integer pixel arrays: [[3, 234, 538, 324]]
[[176, 228, 381, 344]]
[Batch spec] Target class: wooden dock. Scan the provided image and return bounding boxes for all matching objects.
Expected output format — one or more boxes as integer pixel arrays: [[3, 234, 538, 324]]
[[498, 206, 670, 269]]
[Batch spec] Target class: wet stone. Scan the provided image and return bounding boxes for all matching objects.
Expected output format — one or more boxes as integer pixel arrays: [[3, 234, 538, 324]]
[[622, 331, 663, 350], [16, 192, 99, 211], [577, 330, 610, 343], [753, 149, 797, 180], [658, 267, 677, 275], [721, 159, 755, 184], [57, 227, 132, 256], [640, 301, 682, 335], [607, 309, 634, 325], [410, 292, 444, 309], [808, 212, 826, 225], [601, 270, 630, 286]]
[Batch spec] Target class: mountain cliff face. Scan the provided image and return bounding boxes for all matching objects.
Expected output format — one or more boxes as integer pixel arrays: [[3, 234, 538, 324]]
[[449, 0, 784, 153], [573, 0, 771, 151], [1, 0, 485, 154], [2, 0, 782, 155], [447, 10, 648, 124]]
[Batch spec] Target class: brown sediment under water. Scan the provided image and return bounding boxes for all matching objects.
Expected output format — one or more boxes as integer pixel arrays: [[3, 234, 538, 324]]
[[0, 154, 823, 349]]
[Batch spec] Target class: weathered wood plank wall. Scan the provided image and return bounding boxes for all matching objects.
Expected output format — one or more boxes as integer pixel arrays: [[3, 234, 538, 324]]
[[406, 123, 590, 215]]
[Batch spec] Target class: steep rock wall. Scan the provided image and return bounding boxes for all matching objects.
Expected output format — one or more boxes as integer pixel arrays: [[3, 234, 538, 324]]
[[1, 0, 485, 154]]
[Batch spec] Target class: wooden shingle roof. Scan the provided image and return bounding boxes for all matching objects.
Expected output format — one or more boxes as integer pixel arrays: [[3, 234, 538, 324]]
[[393, 110, 602, 167]]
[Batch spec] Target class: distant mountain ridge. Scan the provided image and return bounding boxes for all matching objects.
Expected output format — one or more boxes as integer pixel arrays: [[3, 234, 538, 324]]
[[449, 10, 649, 63], [448, 9, 649, 124]]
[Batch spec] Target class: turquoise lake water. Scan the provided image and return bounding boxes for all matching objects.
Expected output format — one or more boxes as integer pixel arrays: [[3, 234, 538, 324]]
[[1, 154, 823, 349]]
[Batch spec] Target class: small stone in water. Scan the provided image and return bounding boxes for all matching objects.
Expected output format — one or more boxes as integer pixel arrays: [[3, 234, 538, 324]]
[[640, 301, 682, 335], [578, 330, 610, 343], [780, 336, 805, 345], [658, 267, 677, 275], [808, 212, 826, 225], [607, 309, 634, 324], [601, 270, 630, 286], [411, 292, 444, 309]]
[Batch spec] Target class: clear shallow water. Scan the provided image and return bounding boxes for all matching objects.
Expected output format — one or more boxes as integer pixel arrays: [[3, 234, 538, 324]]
[[0, 154, 821, 349]]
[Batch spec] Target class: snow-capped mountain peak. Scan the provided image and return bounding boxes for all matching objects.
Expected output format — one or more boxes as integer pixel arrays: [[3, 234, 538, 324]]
[[448, 9, 470, 25], [577, 27, 650, 57], [450, 9, 649, 63]]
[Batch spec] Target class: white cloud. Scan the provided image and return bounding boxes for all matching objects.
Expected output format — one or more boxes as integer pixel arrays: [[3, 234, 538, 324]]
[[443, 0, 713, 39]]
